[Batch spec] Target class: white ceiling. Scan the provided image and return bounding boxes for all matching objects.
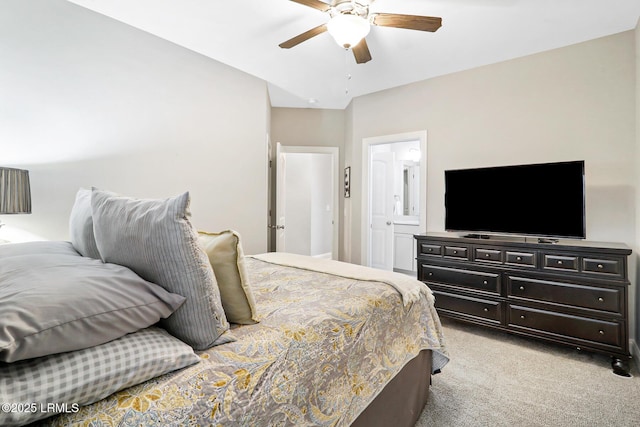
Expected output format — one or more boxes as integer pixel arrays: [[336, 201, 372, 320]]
[[67, 0, 640, 110]]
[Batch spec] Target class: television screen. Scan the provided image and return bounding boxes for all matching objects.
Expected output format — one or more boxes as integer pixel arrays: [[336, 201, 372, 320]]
[[444, 160, 585, 239]]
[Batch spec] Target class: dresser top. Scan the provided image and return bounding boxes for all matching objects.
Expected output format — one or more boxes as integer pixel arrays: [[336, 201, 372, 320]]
[[415, 232, 632, 255]]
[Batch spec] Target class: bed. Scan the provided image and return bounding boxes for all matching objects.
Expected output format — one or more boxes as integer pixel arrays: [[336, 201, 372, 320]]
[[0, 189, 448, 427]]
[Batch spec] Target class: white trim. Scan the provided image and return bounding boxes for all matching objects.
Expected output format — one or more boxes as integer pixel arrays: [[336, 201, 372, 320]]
[[312, 252, 333, 259], [266, 134, 272, 252], [361, 130, 427, 267], [277, 145, 340, 260], [631, 339, 639, 371]]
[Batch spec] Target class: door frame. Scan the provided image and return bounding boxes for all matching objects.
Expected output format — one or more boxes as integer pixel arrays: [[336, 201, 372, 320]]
[[361, 131, 427, 267], [276, 144, 340, 259]]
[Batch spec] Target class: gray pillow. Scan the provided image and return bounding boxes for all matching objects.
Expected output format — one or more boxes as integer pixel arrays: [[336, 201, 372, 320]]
[[0, 241, 186, 363], [0, 327, 200, 427], [91, 189, 230, 350], [68, 188, 101, 259]]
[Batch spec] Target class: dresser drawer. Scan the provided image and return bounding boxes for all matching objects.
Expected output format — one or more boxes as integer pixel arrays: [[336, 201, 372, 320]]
[[582, 257, 623, 277], [543, 254, 578, 271], [508, 276, 623, 314], [444, 245, 469, 259], [434, 291, 502, 324], [508, 305, 622, 348], [420, 264, 500, 294], [505, 251, 536, 267], [474, 248, 502, 263], [418, 243, 442, 256]]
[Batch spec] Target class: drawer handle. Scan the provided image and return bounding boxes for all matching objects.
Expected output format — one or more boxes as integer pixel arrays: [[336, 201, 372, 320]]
[[520, 315, 526, 319], [519, 286, 525, 291], [453, 250, 458, 254], [483, 308, 489, 312], [557, 260, 563, 265], [428, 272, 433, 276], [485, 253, 490, 257], [598, 297, 604, 302], [516, 256, 522, 261], [428, 248, 433, 252], [483, 280, 488, 285], [599, 330, 605, 335], [597, 264, 604, 269]]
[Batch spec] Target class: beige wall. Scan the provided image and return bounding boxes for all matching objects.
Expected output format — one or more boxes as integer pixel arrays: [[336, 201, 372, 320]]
[[344, 103, 355, 263], [1, 0, 270, 254], [271, 108, 345, 148]]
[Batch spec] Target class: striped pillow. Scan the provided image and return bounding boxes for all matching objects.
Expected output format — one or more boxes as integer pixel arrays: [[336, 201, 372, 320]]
[[91, 189, 231, 350], [68, 188, 100, 259]]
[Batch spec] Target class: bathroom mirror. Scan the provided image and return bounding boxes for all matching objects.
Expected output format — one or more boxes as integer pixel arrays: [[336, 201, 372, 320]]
[[395, 160, 420, 224]]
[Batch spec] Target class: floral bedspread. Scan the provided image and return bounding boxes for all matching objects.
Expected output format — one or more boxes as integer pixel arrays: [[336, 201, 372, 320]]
[[45, 257, 448, 427]]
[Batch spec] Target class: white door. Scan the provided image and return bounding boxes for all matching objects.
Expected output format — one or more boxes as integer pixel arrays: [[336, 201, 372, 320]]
[[370, 152, 395, 270], [275, 143, 287, 252], [275, 144, 339, 259]]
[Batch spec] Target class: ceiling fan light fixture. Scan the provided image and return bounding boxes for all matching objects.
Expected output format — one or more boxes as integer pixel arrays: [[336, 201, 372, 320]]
[[327, 14, 370, 49]]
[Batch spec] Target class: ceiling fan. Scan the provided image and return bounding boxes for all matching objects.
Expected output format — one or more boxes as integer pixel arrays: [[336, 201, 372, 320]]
[[279, 0, 442, 64]]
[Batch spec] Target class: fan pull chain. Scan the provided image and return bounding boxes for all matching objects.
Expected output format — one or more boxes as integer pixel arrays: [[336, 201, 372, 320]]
[[345, 48, 352, 95]]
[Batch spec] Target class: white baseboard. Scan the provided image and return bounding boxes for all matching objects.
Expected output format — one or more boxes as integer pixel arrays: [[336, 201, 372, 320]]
[[631, 339, 640, 370], [312, 252, 332, 259]]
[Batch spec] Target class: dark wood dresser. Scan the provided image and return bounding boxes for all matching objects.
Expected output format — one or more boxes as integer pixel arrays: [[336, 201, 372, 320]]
[[415, 232, 632, 375]]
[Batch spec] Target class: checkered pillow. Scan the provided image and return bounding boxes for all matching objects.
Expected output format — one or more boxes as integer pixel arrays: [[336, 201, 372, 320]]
[[0, 327, 200, 427]]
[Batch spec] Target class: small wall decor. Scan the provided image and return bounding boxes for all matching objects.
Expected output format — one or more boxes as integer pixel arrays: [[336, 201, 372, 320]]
[[344, 166, 351, 198]]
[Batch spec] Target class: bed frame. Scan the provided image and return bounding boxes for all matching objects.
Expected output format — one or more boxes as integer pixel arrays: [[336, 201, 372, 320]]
[[351, 349, 432, 427]]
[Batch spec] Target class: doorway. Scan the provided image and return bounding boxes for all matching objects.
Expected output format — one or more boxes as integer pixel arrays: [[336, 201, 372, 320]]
[[274, 144, 339, 259], [361, 131, 427, 271]]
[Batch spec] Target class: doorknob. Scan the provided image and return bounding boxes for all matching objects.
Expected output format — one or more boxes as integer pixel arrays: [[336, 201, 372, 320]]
[[386, 221, 392, 225]]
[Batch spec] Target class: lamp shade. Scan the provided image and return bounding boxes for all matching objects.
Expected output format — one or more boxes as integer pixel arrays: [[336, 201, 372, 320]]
[[0, 167, 31, 214], [327, 14, 370, 48]]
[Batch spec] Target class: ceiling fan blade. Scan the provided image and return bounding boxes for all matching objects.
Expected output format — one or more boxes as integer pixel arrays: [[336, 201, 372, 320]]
[[371, 13, 442, 32], [289, 0, 331, 12], [352, 38, 372, 64], [279, 24, 328, 49]]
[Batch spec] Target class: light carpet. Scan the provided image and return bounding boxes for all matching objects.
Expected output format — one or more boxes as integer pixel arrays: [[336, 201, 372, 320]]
[[417, 318, 640, 427]]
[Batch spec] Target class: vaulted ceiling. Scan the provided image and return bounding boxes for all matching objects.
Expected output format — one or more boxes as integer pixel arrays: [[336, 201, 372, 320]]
[[68, 0, 640, 109]]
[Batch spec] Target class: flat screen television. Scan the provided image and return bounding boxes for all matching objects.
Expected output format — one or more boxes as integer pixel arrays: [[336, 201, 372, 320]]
[[444, 160, 586, 239]]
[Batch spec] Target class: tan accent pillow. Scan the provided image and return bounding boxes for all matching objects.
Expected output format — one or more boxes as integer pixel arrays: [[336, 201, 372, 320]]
[[198, 230, 258, 324]]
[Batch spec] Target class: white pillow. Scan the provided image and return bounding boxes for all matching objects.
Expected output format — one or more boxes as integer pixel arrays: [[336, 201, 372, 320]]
[[0, 241, 185, 363]]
